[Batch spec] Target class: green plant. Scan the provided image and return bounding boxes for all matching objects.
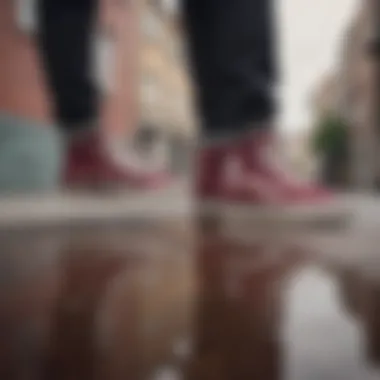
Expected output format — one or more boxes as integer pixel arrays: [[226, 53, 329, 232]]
[[311, 113, 349, 158]]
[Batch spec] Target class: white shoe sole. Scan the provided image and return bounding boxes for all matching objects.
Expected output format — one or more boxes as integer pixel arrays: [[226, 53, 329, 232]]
[[199, 198, 352, 229]]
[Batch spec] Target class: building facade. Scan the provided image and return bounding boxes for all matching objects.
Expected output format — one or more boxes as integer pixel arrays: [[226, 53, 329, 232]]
[[338, 0, 376, 188], [137, 0, 195, 174], [312, 0, 378, 189], [312, 74, 340, 119], [0, 0, 139, 137]]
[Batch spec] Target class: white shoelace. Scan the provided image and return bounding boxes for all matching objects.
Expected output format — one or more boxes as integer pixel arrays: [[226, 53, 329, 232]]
[[258, 142, 310, 186]]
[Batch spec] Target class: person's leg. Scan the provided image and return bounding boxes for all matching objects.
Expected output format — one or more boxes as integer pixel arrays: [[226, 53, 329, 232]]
[[37, 0, 99, 133], [184, 0, 277, 142], [184, 0, 342, 221], [36, 0, 168, 189]]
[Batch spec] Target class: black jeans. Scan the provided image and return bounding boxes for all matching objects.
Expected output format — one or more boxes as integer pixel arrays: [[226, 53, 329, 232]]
[[37, 0, 276, 137]]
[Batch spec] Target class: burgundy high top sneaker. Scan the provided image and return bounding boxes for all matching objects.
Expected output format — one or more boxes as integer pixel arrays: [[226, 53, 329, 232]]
[[234, 130, 349, 224], [64, 129, 171, 191], [196, 130, 350, 225], [195, 140, 262, 210]]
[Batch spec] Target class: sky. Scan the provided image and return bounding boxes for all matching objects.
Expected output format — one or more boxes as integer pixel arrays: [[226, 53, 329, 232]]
[[278, 0, 360, 133]]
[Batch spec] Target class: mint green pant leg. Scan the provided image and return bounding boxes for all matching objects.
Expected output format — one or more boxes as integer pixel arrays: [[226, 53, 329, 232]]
[[0, 114, 64, 194]]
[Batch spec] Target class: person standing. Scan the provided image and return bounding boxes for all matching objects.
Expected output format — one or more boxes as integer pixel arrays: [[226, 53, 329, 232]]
[[37, 0, 337, 214]]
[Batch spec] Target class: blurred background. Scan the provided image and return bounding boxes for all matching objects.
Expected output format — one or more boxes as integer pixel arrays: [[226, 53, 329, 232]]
[[1, 0, 380, 192]]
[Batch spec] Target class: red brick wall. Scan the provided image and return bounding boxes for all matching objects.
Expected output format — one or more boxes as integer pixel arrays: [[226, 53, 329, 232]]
[[0, 0, 138, 137], [0, 1, 52, 124]]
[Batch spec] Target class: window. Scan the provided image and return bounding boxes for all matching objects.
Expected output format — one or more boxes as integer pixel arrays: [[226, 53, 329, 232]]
[[170, 39, 186, 62], [15, 0, 38, 34], [134, 124, 158, 153], [93, 33, 116, 94], [141, 75, 159, 105], [141, 11, 162, 39], [160, 0, 179, 15], [151, 0, 179, 15]]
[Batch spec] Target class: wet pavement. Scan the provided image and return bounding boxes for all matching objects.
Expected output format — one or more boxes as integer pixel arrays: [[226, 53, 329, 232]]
[[0, 217, 380, 380]]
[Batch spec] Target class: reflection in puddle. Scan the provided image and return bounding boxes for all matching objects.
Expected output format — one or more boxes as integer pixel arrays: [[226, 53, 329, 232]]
[[285, 267, 380, 379], [0, 222, 379, 379]]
